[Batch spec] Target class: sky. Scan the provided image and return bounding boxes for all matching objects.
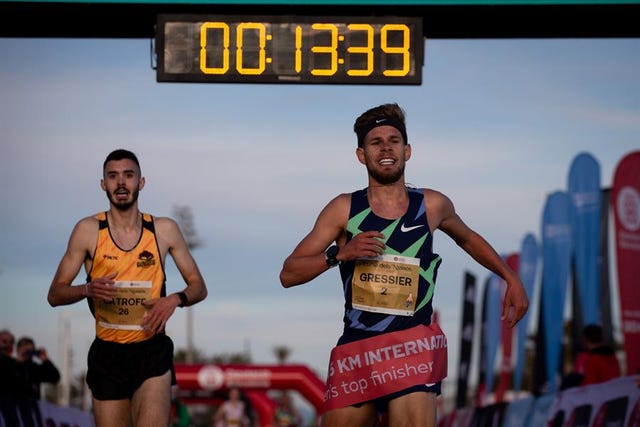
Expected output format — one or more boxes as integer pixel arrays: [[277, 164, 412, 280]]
[[0, 36, 639, 409]]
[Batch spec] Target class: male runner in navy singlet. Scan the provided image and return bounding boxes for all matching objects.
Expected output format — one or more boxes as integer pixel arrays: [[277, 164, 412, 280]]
[[280, 103, 528, 427], [48, 149, 208, 427]]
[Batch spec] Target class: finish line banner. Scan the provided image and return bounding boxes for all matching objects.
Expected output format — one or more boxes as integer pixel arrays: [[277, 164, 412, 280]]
[[322, 324, 447, 412]]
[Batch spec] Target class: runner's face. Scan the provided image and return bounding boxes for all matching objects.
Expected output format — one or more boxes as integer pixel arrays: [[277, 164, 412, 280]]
[[101, 159, 144, 211], [357, 125, 411, 185]]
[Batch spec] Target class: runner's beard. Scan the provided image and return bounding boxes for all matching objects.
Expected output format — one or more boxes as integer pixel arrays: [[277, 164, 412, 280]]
[[107, 189, 140, 211], [367, 163, 405, 185]]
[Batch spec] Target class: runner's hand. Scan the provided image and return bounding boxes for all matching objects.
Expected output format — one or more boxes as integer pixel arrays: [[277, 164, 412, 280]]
[[141, 296, 177, 334], [340, 231, 386, 261], [502, 278, 529, 328], [86, 272, 118, 302]]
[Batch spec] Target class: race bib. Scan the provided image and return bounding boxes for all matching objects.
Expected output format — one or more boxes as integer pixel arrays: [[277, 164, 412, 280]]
[[352, 254, 420, 316], [95, 281, 152, 330]]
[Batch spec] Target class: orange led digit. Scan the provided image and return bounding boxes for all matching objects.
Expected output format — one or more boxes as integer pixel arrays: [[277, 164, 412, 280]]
[[236, 22, 266, 75], [310, 23, 338, 76], [346, 24, 374, 77], [200, 22, 229, 75], [381, 24, 411, 77], [295, 25, 302, 74]]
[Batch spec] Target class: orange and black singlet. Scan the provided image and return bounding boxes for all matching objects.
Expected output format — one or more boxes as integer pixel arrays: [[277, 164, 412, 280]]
[[87, 212, 166, 343]]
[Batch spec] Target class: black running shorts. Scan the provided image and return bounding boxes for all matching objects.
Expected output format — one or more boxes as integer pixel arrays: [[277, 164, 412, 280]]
[[86, 334, 176, 400]]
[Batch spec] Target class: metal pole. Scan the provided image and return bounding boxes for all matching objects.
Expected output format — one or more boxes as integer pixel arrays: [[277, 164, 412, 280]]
[[186, 307, 194, 364], [58, 313, 71, 406]]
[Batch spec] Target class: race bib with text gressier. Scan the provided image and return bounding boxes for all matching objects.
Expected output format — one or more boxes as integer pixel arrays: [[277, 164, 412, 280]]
[[352, 254, 420, 316]]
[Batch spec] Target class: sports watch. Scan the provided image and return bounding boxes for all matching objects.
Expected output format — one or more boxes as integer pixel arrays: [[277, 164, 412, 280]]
[[325, 245, 340, 268]]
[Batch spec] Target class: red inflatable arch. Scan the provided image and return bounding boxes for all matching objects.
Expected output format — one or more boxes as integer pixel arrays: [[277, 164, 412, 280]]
[[174, 364, 326, 426]]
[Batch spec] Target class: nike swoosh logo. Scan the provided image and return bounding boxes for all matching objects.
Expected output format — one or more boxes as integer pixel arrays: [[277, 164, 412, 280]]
[[400, 223, 425, 232]]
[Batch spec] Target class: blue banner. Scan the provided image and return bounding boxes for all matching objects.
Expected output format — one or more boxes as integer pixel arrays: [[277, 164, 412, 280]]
[[598, 189, 614, 345], [477, 276, 490, 405], [456, 271, 477, 408], [568, 152, 602, 325], [514, 233, 538, 391], [541, 191, 572, 394], [484, 272, 502, 394]]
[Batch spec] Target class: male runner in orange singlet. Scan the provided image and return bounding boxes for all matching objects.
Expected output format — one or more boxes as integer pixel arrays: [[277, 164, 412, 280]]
[[48, 149, 208, 426]]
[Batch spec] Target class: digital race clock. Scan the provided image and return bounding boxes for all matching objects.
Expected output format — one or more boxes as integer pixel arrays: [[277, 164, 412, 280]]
[[156, 14, 424, 84]]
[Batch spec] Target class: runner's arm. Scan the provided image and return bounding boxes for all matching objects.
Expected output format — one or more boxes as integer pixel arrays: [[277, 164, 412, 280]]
[[280, 195, 347, 287], [433, 191, 529, 327], [140, 217, 208, 333], [48, 218, 116, 306], [163, 217, 208, 306], [280, 194, 385, 287]]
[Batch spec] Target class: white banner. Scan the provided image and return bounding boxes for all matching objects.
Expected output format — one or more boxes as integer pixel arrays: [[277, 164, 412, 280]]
[[38, 400, 94, 427], [546, 375, 640, 426]]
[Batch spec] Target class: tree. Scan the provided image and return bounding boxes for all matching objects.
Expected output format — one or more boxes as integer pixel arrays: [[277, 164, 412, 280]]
[[210, 352, 252, 364], [273, 345, 292, 364], [174, 347, 207, 364], [173, 205, 201, 250]]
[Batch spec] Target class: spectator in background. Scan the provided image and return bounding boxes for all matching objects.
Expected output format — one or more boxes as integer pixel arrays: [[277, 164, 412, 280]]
[[272, 392, 302, 427], [1, 329, 28, 426], [16, 336, 61, 400], [13, 336, 60, 427], [170, 397, 191, 427], [574, 324, 621, 386], [213, 387, 250, 427], [0, 330, 14, 358]]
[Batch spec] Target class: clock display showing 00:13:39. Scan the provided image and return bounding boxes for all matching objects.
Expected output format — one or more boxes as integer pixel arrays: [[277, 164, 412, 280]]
[[157, 16, 424, 84]]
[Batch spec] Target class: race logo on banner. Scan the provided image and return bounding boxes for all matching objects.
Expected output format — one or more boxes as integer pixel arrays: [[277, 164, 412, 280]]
[[541, 191, 572, 394], [612, 150, 640, 376], [322, 323, 447, 413]]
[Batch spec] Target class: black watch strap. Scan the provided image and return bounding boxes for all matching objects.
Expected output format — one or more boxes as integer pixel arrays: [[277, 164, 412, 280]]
[[325, 245, 340, 268], [176, 291, 188, 308]]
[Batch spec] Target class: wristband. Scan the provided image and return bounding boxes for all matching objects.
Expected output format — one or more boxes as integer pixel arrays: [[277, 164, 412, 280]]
[[176, 291, 188, 308]]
